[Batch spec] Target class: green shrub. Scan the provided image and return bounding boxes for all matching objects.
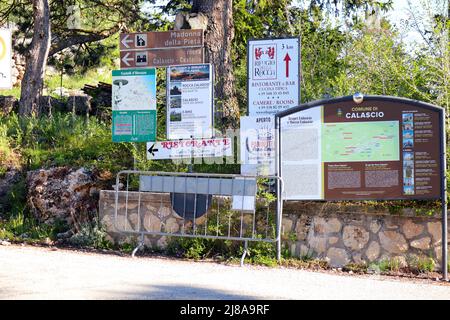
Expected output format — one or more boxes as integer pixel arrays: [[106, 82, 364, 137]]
[[371, 257, 402, 273], [68, 218, 112, 250], [408, 255, 436, 273]]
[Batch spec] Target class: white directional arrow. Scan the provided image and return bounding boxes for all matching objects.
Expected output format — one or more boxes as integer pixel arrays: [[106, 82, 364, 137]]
[[121, 52, 133, 67], [121, 34, 133, 48]]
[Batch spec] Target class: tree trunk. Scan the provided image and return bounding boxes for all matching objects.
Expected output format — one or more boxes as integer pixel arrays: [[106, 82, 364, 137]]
[[191, 0, 239, 128], [19, 0, 51, 117]]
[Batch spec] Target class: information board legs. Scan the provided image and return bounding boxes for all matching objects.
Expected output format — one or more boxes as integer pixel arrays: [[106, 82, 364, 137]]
[[442, 197, 448, 281], [441, 109, 448, 281]]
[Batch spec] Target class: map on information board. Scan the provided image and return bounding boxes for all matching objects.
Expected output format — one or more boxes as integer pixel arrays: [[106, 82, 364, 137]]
[[322, 121, 399, 162]]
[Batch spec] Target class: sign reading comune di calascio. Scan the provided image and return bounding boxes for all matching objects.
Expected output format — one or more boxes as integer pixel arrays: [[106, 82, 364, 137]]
[[279, 98, 442, 201]]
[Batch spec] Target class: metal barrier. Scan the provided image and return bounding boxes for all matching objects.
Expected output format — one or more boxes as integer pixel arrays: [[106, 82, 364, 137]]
[[114, 170, 283, 265]]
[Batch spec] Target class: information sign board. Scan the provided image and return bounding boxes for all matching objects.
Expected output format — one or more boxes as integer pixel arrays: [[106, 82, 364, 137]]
[[240, 115, 276, 176], [0, 29, 12, 89], [277, 96, 443, 201], [112, 69, 157, 142], [247, 37, 300, 116], [166, 64, 214, 140]]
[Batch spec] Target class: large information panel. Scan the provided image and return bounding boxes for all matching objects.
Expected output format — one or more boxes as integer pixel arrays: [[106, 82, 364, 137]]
[[278, 96, 443, 201]]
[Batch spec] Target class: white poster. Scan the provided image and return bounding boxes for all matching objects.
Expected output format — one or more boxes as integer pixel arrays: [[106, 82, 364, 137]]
[[0, 29, 12, 89], [167, 64, 214, 140], [248, 38, 300, 116], [240, 115, 276, 176], [281, 107, 323, 200]]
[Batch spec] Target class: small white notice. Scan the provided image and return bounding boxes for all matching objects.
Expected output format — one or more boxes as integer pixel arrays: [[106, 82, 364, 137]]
[[0, 29, 12, 89], [240, 115, 276, 176], [147, 138, 232, 160]]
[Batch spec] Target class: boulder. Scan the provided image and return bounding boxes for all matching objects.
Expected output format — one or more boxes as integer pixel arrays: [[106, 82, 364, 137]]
[[66, 94, 92, 115], [0, 96, 18, 115], [26, 167, 102, 229], [0, 168, 21, 212]]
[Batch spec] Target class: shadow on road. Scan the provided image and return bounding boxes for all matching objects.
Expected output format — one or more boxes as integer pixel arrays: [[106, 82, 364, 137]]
[[106, 283, 261, 300]]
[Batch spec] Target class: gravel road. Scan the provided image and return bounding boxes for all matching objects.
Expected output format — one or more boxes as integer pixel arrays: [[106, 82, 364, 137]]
[[0, 244, 449, 300]]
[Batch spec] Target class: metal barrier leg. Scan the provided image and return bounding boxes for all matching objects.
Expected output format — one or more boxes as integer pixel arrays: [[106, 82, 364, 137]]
[[132, 233, 145, 258], [240, 240, 249, 267]]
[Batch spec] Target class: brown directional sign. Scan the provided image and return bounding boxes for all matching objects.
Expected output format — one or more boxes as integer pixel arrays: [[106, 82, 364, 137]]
[[120, 30, 204, 51], [120, 48, 204, 68]]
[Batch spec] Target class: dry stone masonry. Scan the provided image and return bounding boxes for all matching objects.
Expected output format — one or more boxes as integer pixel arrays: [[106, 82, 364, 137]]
[[282, 202, 448, 268], [99, 190, 448, 269]]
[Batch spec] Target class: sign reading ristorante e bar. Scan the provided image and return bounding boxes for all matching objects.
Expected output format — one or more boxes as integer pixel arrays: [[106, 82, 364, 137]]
[[120, 30, 204, 50]]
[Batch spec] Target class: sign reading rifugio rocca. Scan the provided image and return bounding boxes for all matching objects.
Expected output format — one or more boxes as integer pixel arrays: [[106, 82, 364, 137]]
[[277, 96, 443, 201], [247, 37, 300, 116]]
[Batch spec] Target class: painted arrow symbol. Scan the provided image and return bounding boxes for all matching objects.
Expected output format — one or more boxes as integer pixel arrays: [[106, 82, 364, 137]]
[[121, 34, 133, 48], [121, 52, 133, 67], [148, 143, 159, 156], [283, 53, 291, 78]]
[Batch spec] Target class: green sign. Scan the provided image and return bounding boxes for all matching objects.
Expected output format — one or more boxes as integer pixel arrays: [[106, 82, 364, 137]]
[[112, 68, 157, 142]]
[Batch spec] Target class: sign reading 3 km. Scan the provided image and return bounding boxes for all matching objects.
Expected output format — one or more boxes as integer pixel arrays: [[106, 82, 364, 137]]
[[0, 29, 12, 89]]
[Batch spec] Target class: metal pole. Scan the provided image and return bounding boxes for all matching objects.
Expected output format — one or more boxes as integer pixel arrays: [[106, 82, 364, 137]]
[[441, 108, 448, 281], [276, 116, 282, 262]]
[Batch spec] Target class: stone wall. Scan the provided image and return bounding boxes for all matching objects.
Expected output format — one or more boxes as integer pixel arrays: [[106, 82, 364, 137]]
[[99, 190, 186, 249], [99, 190, 448, 268], [281, 207, 447, 268]]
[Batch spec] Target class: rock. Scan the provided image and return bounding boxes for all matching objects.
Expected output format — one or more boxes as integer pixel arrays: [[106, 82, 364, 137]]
[[352, 253, 363, 264], [427, 222, 441, 245], [369, 220, 382, 234], [0, 169, 21, 200], [157, 236, 168, 248], [298, 244, 310, 257], [295, 217, 309, 241], [365, 241, 380, 261], [410, 237, 431, 250], [186, 13, 209, 31], [328, 237, 339, 245], [0, 96, 18, 115], [38, 96, 66, 114], [379, 230, 408, 254], [343, 225, 369, 250], [384, 218, 399, 230], [326, 248, 350, 267], [282, 218, 293, 234], [144, 215, 161, 232], [308, 235, 327, 254], [56, 230, 73, 239], [312, 217, 342, 235], [1, 240, 11, 246], [402, 220, 424, 239], [290, 243, 296, 257], [164, 217, 180, 233], [27, 167, 101, 228], [66, 94, 92, 115]]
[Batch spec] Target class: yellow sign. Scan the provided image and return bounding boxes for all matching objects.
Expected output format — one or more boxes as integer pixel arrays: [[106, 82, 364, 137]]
[[0, 28, 12, 89], [0, 36, 6, 60]]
